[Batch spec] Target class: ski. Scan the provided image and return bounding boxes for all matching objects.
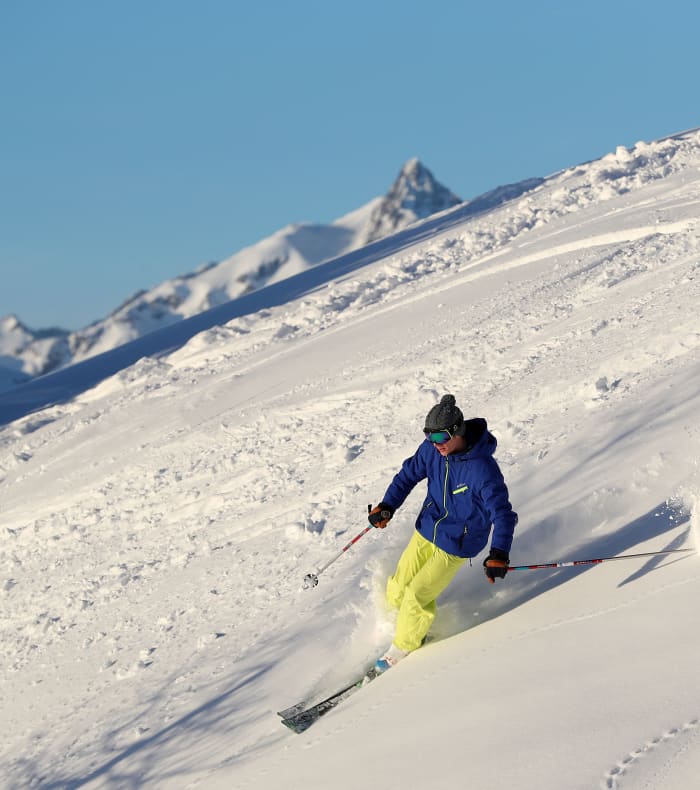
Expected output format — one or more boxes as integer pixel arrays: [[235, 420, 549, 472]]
[[278, 667, 381, 734]]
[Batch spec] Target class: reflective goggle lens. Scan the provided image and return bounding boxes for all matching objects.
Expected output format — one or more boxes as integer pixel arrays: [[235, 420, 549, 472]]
[[425, 430, 451, 443]]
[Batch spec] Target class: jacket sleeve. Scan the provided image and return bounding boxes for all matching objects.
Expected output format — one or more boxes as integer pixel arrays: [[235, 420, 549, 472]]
[[381, 444, 429, 511], [478, 460, 518, 554]]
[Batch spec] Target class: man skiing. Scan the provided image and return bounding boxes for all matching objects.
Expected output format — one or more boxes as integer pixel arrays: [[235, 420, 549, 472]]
[[368, 394, 518, 673]]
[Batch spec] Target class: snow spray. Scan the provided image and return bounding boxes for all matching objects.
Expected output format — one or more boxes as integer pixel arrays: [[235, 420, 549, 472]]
[[677, 461, 700, 556]]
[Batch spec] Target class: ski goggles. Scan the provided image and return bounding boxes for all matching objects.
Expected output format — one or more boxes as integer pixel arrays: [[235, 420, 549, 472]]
[[424, 428, 454, 444]]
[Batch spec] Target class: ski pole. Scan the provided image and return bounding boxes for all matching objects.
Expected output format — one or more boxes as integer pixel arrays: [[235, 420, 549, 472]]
[[507, 547, 695, 573], [303, 506, 378, 589]]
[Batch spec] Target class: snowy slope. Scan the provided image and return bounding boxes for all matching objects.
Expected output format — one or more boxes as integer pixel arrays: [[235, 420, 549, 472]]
[[0, 362, 29, 394], [1, 129, 699, 790]]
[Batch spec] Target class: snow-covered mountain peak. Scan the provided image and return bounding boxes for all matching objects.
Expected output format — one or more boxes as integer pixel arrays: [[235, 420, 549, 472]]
[[0, 314, 29, 342], [362, 158, 463, 244], [1, 314, 19, 330], [0, 314, 67, 360]]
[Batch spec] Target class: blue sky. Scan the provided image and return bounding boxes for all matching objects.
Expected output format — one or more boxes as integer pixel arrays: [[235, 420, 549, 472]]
[[1, 0, 697, 330]]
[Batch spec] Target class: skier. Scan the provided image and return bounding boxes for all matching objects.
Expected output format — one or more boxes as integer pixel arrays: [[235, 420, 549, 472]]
[[368, 394, 518, 673]]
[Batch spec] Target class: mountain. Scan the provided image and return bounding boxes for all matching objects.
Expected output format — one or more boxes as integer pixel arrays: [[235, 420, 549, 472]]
[[0, 314, 67, 386], [0, 160, 461, 391], [1, 127, 698, 789], [362, 157, 462, 243]]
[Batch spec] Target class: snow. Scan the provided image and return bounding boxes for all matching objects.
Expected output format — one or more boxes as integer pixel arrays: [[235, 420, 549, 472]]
[[1, 129, 700, 789]]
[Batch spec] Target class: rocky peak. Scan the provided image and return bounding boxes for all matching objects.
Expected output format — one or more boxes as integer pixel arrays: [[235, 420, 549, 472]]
[[0, 315, 33, 354], [362, 158, 462, 244], [1, 314, 25, 333]]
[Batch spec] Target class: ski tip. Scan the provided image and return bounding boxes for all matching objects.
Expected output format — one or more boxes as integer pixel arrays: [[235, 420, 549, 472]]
[[280, 719, 308, 734], [277, 670, 374, 734], [280, 712, 318, 734]]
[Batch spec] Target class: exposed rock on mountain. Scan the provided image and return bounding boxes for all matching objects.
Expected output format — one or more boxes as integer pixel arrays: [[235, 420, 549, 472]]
[[362, 158, 462, 244]]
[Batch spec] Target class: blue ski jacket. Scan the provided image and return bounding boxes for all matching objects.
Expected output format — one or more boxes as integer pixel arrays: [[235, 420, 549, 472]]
[[381, 420, 518, 559]]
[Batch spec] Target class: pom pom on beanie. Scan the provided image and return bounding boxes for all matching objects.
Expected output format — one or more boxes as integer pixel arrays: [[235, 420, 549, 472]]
[[423, 394, 464, 433]]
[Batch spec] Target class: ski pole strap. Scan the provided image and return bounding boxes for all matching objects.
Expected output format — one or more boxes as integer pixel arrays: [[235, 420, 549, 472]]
[[507, 547, 695, 572]]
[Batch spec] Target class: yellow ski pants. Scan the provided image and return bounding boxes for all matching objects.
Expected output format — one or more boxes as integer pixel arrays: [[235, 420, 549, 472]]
[[386, 530, 466, 652]]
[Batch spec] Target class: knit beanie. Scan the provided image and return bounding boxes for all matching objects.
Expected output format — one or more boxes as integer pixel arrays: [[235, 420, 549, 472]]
[[423, 394, 464, 433]]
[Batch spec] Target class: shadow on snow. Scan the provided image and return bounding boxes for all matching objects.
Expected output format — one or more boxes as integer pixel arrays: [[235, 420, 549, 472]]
[[14, 665, 273, 790]]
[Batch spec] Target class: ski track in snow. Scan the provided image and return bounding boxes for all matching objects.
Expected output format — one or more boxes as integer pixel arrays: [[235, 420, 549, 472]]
[[1, 130, 700, 788]]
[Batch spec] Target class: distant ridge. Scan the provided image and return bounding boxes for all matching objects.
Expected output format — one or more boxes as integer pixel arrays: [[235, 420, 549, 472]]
[[0, 160, 461, 391]]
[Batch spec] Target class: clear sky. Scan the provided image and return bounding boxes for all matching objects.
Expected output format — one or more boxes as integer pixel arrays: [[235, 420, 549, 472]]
[[1, 0, 698, 330]]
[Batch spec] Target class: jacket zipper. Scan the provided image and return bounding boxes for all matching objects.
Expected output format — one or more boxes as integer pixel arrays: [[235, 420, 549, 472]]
[[432, 457, 450, 546]]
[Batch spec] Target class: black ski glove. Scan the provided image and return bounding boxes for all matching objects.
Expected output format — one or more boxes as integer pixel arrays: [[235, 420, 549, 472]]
[[368, 502, 394, 528], [483, 548, 510, 584]]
